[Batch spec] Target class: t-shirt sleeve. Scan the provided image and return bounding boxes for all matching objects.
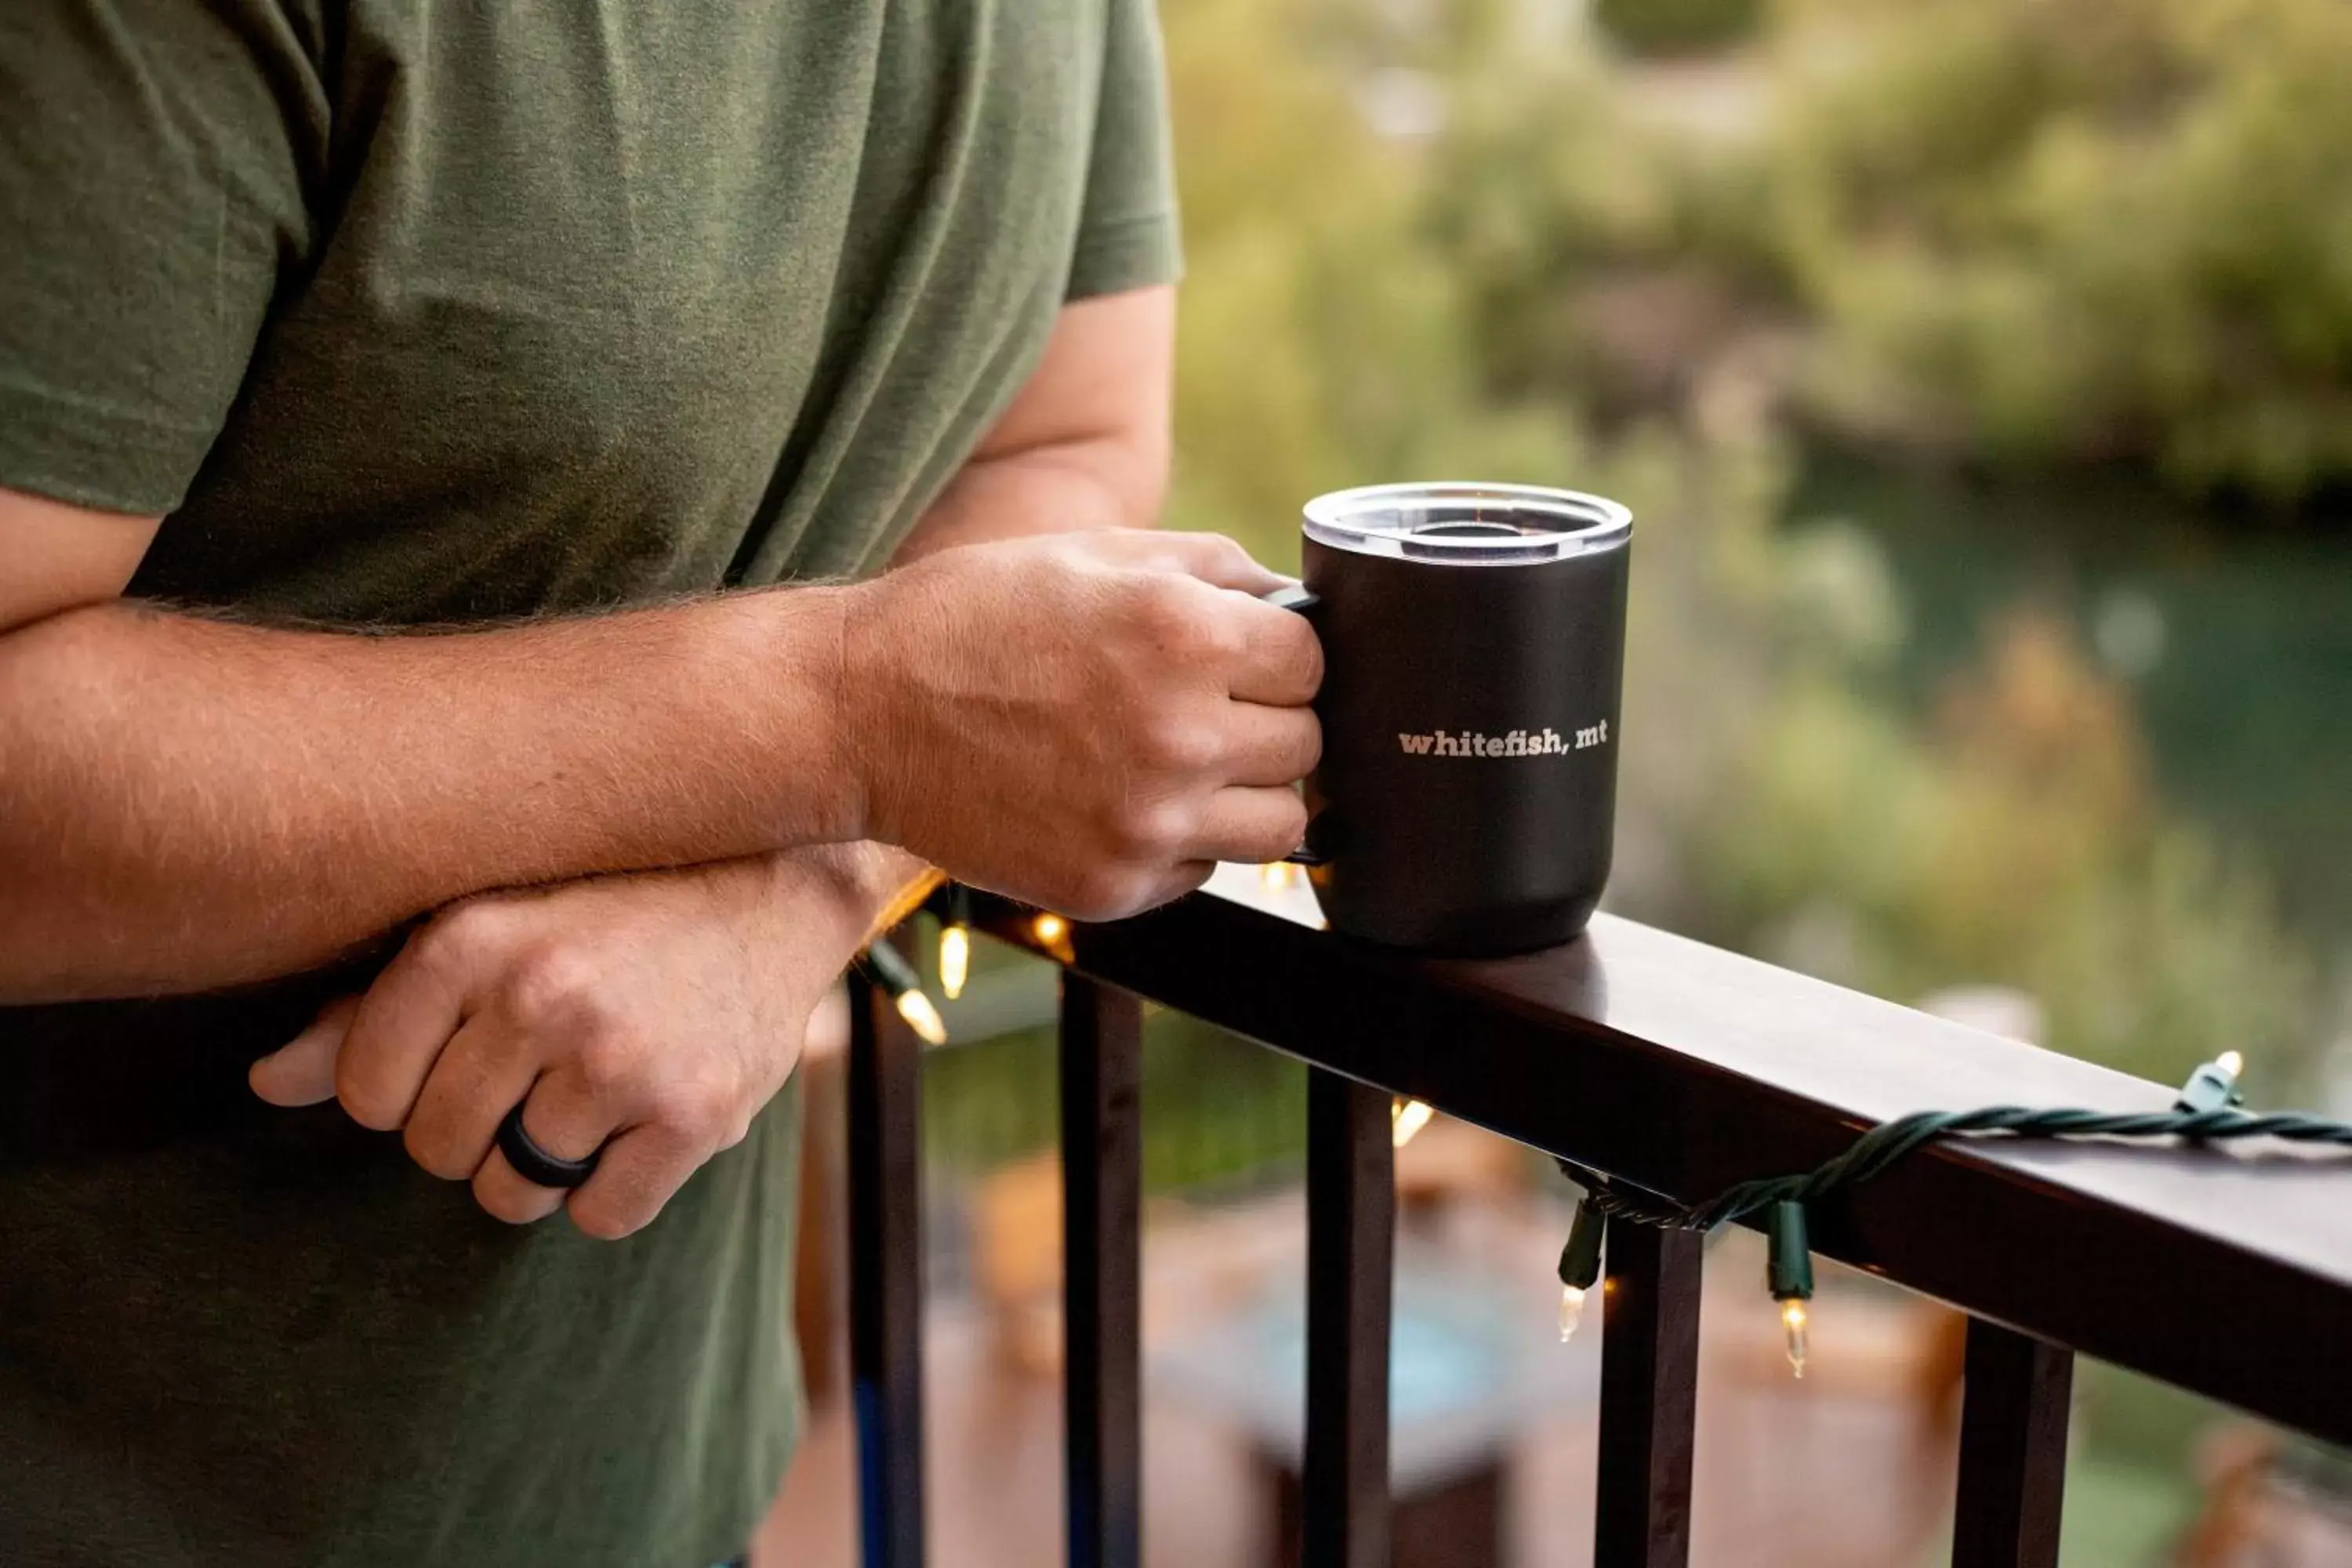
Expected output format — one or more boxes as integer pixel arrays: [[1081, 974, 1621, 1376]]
[[1066, 0, 1183, 302], [0, 0, 309, 516]]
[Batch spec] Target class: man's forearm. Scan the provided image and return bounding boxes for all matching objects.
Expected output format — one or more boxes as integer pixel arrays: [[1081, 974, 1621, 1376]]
[[0, 591, 860, 1001], [891, 437, 1165, 563]]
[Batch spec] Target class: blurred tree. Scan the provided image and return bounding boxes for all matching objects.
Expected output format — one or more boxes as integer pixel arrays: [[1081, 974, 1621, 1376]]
[[1595, 0, 1766, 57], [1425, 0, 2352, 506], [1773, 0, 2352, 503], [1162, 0, 1588, 565]]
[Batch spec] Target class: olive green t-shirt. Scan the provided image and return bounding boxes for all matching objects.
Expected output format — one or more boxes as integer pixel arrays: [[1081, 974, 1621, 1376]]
[[0, 0, 1178, 1562]]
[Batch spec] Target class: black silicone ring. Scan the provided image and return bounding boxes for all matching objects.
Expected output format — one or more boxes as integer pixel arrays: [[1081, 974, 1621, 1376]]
[[495, 1103, 601, 1189]]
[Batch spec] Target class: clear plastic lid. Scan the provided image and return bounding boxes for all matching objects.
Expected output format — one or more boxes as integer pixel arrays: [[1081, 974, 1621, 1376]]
[[1301, 482, 1632, 565]]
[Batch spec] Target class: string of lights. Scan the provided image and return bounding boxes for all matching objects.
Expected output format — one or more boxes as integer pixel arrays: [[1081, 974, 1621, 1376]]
[[1554, 1051, 2352, 1376]]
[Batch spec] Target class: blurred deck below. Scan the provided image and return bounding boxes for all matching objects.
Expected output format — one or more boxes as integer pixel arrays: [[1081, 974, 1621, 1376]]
[[758, 1192, 1966, 1568]]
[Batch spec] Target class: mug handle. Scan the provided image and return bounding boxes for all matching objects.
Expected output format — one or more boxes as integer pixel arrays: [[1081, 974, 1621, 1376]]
[[1260, 583, 1327, 866]]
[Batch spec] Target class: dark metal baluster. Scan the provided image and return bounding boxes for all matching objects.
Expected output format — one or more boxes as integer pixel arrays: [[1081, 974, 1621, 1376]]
[[848, 970, 926, 1568], [1062, 975, 1145, 1568], [1594, 1223, 1704, 1568], [1303, 1070, 1395, 1568], [1952, 1319, 2074, 1568]]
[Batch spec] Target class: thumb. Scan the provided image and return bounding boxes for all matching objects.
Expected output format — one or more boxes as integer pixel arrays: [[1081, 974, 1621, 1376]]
[[250, 995, 361, 1107]]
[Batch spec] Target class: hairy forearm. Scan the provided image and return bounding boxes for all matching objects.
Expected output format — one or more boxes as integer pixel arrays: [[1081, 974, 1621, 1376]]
[[0, 592, 861, 1001]]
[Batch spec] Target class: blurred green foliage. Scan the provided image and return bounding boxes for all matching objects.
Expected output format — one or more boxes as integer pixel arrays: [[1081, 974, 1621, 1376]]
[[1163, 0, 1590, 554], [1774, 0, 2352, 503], [1595, 0, 1766, 56], [1431, 0, 2352, 506]]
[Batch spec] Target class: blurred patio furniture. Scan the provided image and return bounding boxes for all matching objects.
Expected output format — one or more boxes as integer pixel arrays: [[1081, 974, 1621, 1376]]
[[2178, 1426, 2352, 1567], [1152, 1239, 1601, 1568], [970, 1150, 1069, 1380]]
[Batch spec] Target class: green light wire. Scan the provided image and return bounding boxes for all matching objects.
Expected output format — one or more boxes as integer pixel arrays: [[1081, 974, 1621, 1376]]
[[1553, 1055, 2352, 1348], [1561, 1098, 2352, 1238]]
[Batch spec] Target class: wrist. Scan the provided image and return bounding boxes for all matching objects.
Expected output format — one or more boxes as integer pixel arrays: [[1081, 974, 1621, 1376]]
[[693, 585, 872, 845], [833, 575, 912, 848], [772, 841, 938, 947]]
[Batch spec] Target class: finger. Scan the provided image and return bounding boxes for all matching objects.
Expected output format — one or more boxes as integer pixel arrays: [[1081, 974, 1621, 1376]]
[[1218, 704, 1321, 787], [250, 996, 361, 1107], [1222, 597, 1323, 706], [470, 1069, 621, 1225], [471, 1147, 568, 1226], [1126, 532, 1291, 596], [1189, 786, 1311, 866], [563, 1124, 708, 1242], [336, 927, 478, 1131], [402, 1015, 539, 1181]]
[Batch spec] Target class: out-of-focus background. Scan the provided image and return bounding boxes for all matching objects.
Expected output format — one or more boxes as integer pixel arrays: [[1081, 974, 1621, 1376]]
[[769, 2, 2352, 1563]]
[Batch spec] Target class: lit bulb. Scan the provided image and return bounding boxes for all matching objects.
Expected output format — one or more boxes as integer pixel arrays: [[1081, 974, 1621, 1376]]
[[1027, 911, 1076, 963], [1780, 1298, 1809, 1379], [1260, 861, 1299, 891], [938, 923, 970, 1000], [1391, 1098, 1435, 1149], [2218, 1049, 2245, 1079], [895, 989, 949, 1047], [1559, 1285, 1588, 1343]]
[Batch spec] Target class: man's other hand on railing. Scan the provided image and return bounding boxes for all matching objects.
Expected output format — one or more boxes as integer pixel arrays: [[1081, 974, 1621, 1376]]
[[249, 844, 916, 1239]]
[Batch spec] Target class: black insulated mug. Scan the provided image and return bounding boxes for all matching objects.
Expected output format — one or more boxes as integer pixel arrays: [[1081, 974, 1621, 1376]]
[[1279, 482, 1632, 956]]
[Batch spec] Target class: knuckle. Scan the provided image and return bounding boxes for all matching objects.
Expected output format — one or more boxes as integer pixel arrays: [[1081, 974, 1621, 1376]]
[[648, 1070, 737, 1138], [575, 1029, 648, 1101], [1130, 578, 1221, 657], [1208, 534, 1255, 573], [1110, 797, 1195, 861], [502, 943, 603, 1033], [1196, 611, 1249, 665], [1292, 714, 1325, 775], [1289, 624, 1327, 692], [334, 1050, 408, 1131], [336, 1077, 401, 1134], [402, 1122, 470, 1181], [1102, 818, 1156, 864], [1136, 716, 1221, 775], [415, 900, 499, 974]]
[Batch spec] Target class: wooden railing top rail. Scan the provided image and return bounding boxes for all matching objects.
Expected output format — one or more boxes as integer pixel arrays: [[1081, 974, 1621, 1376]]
[[971, 869, 2352, 1446]]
